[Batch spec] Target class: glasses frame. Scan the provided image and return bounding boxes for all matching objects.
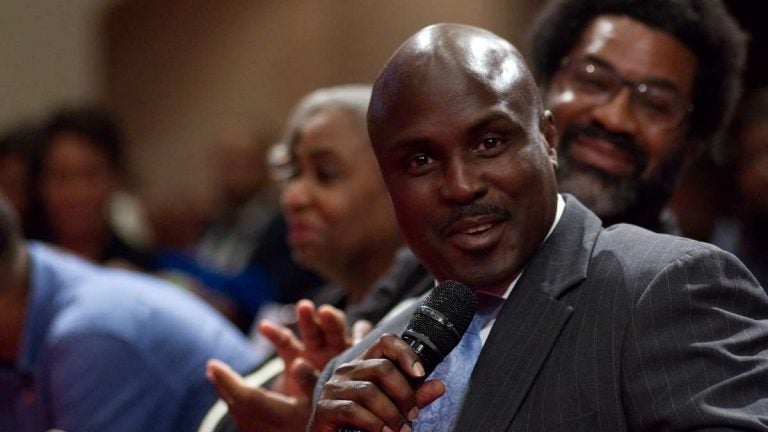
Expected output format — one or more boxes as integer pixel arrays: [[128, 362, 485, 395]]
[[554, 57, 694, 130]]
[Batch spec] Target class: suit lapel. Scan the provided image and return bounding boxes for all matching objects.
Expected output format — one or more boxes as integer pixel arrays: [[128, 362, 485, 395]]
[[454, 195, 602, 431]]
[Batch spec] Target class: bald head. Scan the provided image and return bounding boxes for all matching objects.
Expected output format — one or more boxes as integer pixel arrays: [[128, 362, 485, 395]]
[[368, 24, 543, 142]]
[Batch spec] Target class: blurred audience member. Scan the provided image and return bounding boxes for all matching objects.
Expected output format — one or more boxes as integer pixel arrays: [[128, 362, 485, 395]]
[[0, 122, 43, 235], [146, 193, 209, 253], [197, 126, 277, 274], [144, 194, 257, 327], [271, 85, 402, 310], [150, 125, 325, 330], [710, 88, 768, 288], [152, 127, 281, 329], [528, 0, 747, 233], [30, 106, 155, 271], [0, 197, 262, 432], [204, 85, 415, 432]]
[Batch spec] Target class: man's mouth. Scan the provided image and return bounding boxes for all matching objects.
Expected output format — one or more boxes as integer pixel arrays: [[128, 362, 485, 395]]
[[463, 222, 494, 235], [569, 136, 637, 178], [444, 215, 500, 236], [561, 123, 647, 179], [443, 215, 507, 252]]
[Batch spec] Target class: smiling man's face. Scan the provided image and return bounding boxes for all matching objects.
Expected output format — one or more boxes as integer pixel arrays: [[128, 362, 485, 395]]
[[368, 25, 558, 295], [546, 15, 698, 223]]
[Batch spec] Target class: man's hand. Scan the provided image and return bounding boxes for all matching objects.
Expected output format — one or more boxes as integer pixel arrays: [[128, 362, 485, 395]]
[[308, 333, 445, 432], [260, 300, 372, 396], [206, 359, 316, 432]]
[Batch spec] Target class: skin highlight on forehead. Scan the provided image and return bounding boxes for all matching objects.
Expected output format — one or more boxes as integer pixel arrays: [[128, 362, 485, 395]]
[[369, 24, 542, 141]]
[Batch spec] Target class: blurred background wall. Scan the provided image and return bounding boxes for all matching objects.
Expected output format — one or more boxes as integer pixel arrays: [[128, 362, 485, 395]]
[[2, 0, 765, 211], [102, 0, 538, 206], [1, 0, 117, 131]]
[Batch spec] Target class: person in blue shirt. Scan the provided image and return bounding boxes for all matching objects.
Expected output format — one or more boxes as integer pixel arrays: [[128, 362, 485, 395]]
[[0, 198, 262, 432]]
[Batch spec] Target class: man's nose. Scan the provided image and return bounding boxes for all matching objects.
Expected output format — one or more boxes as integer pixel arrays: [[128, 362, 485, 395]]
[[439, 157, 486, 204]]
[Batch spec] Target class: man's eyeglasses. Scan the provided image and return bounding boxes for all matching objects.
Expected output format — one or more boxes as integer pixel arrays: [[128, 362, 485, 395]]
[[554, 57, 693, 130]]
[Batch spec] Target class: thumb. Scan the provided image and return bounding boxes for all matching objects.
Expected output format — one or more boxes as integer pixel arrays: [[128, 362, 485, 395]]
[[206, 359, 249, 407]]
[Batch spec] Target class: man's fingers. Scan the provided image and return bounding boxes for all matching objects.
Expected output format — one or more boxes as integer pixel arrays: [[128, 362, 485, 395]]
[[415, 379, 446, 408], [332, 356, 418, 422], [363, 334, 426, 381], [289, 357, 321, 397], [206, 359, 249, 406], [317, 305, 350, 351], [207, 362, 312, 432], [310, 399, 389, 432], [296, 299, 325, 350], [351, 319, 373, 344], [309, 334, 427, 432], [260, 320, 303, 361], [327, 380, 409, 430]]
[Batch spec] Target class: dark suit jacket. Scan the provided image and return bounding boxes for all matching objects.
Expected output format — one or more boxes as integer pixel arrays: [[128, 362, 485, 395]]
[[316, 195, 768, 431]]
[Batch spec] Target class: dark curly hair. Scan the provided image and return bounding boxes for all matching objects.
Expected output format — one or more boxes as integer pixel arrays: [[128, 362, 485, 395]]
[[527, 0, 748, 147], [43, 105, 126, 172]]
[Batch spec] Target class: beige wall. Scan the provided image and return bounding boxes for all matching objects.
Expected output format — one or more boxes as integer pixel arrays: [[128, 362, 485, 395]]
[[0, 0, 118, 131], [105, 0, 538, 207]]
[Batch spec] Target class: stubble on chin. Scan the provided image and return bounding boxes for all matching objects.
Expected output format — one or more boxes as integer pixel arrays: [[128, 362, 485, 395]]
[[556, 158, 638, 220]]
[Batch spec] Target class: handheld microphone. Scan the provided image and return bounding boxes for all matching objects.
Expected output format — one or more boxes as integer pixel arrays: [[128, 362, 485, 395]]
[[340, 280, 477, 432]]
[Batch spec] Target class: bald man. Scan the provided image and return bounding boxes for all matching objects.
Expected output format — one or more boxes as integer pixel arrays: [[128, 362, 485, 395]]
[[309, 24, 768, 432]]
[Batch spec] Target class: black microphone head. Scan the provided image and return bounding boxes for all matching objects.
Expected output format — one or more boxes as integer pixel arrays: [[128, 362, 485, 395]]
[[402, 280, 477, 375]]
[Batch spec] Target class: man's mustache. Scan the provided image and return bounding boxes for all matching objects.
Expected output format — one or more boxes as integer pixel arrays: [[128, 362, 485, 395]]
[[561, 122, 648, 176], [439, 203, 511, 234]]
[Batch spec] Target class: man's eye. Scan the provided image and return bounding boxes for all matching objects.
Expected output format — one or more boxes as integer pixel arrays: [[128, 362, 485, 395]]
[[638, 95, 675, 117], [475, 137, 506, 153], [407, 154, 432, 168], [482, 137, 501, 149]]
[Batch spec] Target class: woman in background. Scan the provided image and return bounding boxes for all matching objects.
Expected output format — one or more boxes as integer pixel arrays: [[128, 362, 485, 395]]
[[31, 106, 155, 271], [272, 84, 402, 310], [204, 85, 426, 432]]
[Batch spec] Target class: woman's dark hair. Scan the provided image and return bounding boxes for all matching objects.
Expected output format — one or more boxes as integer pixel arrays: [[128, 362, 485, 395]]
[[0, 122, 43, 161], [527, 0, 748, 147], [43, 105, 126, 172]]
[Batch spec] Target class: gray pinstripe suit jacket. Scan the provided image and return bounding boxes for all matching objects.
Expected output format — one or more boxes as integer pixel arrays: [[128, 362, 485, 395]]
[[315, 195, 768, 431]]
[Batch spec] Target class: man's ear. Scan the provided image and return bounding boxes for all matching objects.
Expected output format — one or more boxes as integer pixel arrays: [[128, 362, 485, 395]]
[[540, 110, 559, 170]]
